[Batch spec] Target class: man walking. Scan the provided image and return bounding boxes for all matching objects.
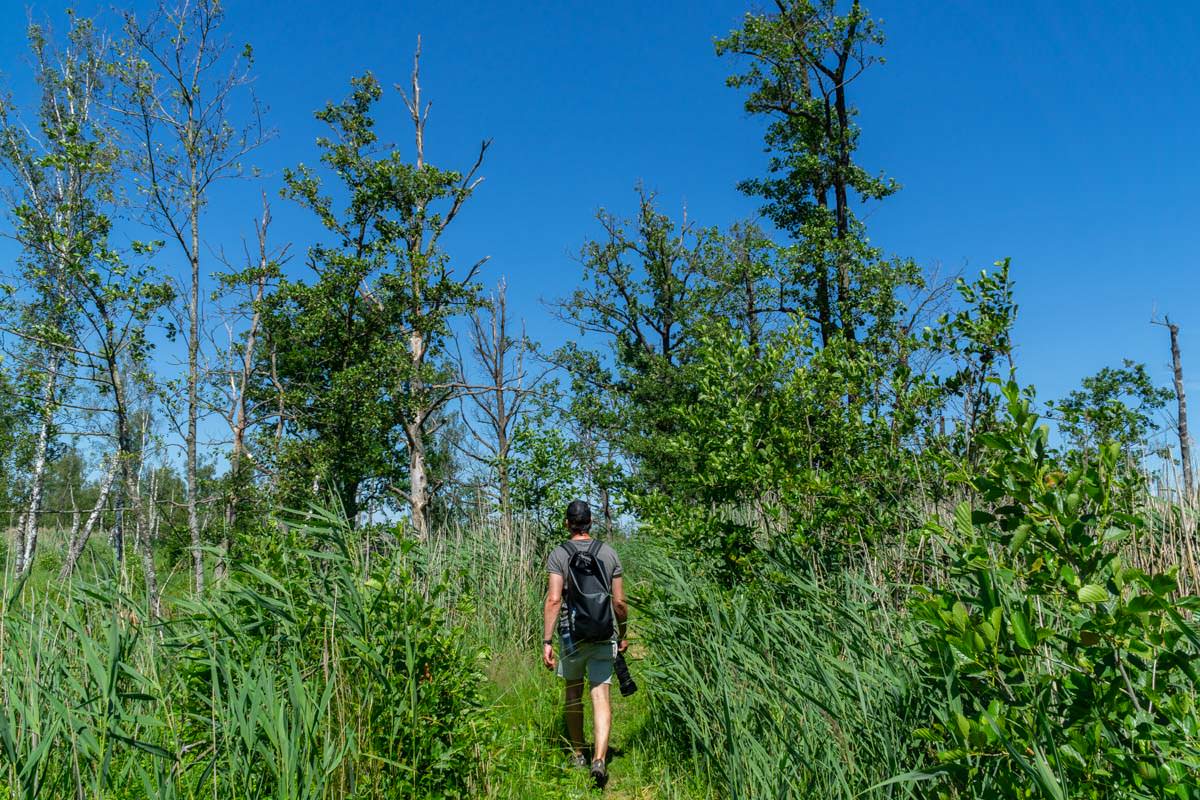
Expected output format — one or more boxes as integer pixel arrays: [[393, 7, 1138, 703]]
[[543, 499, 628, 789]]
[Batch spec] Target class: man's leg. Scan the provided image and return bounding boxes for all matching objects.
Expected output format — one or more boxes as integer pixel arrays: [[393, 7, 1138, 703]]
[[565, 679, 586, 757], [590, 681, 612, 762]]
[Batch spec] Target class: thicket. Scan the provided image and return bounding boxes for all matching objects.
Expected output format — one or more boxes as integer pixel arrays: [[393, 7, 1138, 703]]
[[0, 1, 1197, 799]]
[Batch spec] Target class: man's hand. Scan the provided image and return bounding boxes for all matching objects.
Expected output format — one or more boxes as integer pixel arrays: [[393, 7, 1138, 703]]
[[618, 639, 629, 654], [542, 643, 556, 670]]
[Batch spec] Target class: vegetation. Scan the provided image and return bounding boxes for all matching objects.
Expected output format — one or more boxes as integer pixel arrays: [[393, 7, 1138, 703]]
[[0, 1, 1196, 798]]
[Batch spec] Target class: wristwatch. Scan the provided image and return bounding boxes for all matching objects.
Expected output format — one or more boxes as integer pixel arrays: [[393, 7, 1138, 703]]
[[542, 638, 553, 645]]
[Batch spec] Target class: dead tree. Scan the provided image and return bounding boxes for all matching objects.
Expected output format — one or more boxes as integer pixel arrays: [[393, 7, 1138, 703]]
[[1155, 315, 1194, 499], [458, 279, 546, 540], [392, 39, 490, 539], [211, 193, 286, 579]]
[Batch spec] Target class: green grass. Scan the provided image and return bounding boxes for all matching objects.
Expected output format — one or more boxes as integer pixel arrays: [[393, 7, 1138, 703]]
[[480, 648, 713, 800]]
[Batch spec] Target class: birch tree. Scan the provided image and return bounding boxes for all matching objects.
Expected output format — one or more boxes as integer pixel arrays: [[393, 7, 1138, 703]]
[[0, 15, 172, 611], [117, 0, 266, 594], [0, 16, 106, 575]]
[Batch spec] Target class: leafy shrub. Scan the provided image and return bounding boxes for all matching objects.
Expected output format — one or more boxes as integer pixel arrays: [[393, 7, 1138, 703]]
[[911, 383, 1200, 798]]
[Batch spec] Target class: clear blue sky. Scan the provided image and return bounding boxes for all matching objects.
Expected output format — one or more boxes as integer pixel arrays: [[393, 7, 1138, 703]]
[[3, 0, 1200, 426]]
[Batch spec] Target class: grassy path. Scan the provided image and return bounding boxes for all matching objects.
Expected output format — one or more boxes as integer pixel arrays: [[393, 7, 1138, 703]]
[[481, 651, 710, 799]]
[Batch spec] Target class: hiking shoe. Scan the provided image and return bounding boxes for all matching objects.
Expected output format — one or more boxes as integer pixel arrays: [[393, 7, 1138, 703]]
[[570, 752, 588, 769], [590, 758, 608, 789]]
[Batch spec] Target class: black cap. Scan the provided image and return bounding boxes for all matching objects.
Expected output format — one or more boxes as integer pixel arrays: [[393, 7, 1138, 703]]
[[565, 499, 592, 531]]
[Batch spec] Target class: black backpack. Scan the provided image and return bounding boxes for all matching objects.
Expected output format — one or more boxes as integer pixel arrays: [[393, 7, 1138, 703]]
[[564, 540, 615, 643]]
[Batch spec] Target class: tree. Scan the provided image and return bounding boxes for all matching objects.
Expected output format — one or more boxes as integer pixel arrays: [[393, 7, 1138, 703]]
[[391, 41, 490, 539], [1049, 360, 1172, 461], [0, 14, 172, 606], [117, 0, 267, 594], [1153, 316, 1193, 498], [716, 0, 917, 346], [266, 58, 487, 534], [0, 16, 101, 575], [457, 279, 544, 538], [211, 192, 285, 577], [554, 188, 715, 495]]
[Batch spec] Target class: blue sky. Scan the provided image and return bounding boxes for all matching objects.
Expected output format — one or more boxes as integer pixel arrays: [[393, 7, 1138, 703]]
[[2, 0, 1199, 438]]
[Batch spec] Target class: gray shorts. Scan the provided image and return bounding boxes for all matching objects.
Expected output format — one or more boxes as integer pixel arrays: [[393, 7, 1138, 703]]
[[557, 640, 616, 685]]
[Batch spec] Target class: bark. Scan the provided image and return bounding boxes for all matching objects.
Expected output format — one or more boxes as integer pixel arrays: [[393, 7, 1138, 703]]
[[407, 329, 430, 540], [142, 468, 161, 616], [16, 349, 61, 575], [108, 348, 158, 613], [60, 457, 118, 580], [187, 176, 204, 596], [395, 38, 488, 538], [1167, 318, 1194, 498]]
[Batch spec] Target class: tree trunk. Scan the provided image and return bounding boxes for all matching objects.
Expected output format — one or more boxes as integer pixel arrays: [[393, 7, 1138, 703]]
[[1167, 318, 1194, 499], [16, 349, 61, 575], [833, 64, 856, 343], [108, 351, 157, 613], [187, 185, 204, 595], [814, 191, 835, 347], [60, 457, 118, 580], [406, 416, 429, 540]]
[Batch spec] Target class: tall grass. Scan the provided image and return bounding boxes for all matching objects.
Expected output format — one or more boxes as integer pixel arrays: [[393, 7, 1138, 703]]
[[635, 540, 922, 800], [0, 508, 492, 799]]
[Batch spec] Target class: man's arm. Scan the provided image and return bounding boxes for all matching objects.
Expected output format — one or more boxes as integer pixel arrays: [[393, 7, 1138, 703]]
[[612, 575, 629, 652], [542, 572, 564, 669]]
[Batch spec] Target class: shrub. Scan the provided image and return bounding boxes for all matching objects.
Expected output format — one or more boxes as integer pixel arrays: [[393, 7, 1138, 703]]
[[911, 383, 1200, 798]]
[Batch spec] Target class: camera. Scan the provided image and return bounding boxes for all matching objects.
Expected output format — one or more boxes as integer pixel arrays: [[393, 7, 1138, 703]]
[[614, 652, 637, 697]]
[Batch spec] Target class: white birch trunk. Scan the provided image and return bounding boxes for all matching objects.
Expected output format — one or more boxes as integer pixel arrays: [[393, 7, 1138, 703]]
[[16, 349, 61, 575]]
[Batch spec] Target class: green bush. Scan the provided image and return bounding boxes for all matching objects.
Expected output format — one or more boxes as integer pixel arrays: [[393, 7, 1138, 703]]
[[911, 382, 1200, 799]]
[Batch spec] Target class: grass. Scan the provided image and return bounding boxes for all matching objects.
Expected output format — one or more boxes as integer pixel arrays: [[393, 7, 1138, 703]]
[[0, 514, 717, 799], [480, 648, 712, 800], [7, 499, 1194, 798]]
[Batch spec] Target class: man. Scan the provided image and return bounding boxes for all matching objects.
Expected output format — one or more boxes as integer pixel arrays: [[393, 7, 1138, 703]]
[[542, 499, 628, 789]]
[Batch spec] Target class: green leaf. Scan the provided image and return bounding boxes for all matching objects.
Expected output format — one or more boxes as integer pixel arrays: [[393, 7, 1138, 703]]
[[1102, 526, 1129, 544], [954, 501, 972, 539], [1011, 610, 1035, 650], [1009, 523, 1031, 554], [951, 601, 969, 630], [1077, 584, 1110, 603], [1126, 594, 1162, 613], [1150, 573, 1178, 597]]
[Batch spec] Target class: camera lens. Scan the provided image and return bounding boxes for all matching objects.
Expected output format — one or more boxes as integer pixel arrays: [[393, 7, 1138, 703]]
[[614, 653, 637, 697]]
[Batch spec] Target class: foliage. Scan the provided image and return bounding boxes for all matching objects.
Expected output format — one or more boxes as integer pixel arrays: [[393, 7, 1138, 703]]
[[263, 70, 485, 528], [911, 382, 1200, 799], [716, 0, 918, 346], [924, 260, 1019, 457], [1049, 361, 1173, 460]]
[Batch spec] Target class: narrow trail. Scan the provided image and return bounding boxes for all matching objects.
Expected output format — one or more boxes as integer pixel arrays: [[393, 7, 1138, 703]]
[[483, 651, 708, 800]]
